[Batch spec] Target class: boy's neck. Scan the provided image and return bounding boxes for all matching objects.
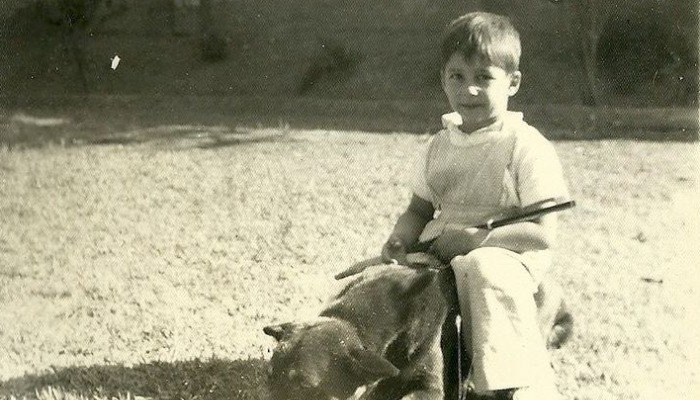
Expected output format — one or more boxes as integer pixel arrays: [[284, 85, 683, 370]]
[[458, 115, 504, 134]]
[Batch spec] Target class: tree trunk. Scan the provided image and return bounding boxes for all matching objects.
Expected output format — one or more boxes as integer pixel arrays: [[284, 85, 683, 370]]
[[571, 0, 601, 106], [64, 28, 90, 92], [198, 0, 213, 38]]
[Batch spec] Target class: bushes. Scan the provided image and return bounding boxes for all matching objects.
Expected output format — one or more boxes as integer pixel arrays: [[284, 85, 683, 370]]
[[200, 32, 229, 62], [5, 0, 128, 92], [297, 38, 361, 95], [596, 7, 697, 105], [2, 0, 696, 105]]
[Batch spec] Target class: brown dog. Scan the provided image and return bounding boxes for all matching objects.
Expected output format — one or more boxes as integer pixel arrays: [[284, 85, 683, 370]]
[[264, 258, 572, 400]]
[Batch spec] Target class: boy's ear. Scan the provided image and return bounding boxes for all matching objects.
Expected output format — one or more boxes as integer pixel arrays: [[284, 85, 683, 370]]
[[508, 71, 522, 96]]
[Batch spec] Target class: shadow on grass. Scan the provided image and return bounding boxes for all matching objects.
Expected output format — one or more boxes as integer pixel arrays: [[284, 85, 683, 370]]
[[4, 95, 699, 143], [0, 358, 270, 400], [1, 114, 296, 149], [89, 127, 295, 150]]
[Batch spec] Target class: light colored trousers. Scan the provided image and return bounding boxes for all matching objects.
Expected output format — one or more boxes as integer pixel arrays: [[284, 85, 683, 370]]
[[451, 247, 558, 398]]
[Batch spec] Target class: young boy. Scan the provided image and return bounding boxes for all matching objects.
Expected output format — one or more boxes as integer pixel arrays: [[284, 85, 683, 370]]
[[381, 12, 569, 400]]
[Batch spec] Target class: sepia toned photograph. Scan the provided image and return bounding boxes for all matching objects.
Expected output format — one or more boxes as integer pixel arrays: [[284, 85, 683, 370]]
[[1, 1, 698, 399]]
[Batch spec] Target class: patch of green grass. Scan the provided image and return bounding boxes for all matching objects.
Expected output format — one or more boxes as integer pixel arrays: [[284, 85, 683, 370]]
[[0, 131, 698, 399]]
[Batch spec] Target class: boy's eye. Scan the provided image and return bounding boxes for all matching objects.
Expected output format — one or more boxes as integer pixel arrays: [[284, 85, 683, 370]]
[[476, 73, 493, 82], [449, 72, 463, 81]]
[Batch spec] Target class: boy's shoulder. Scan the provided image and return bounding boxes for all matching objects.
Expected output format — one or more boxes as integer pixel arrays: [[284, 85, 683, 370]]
[[507, 113, 554, 148], [508, 114, 563, 173], [506, 112, 540, 135]]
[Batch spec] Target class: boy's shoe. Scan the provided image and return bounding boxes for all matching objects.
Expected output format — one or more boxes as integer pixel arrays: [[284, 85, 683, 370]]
[[467, 386, 558, 400], [509, 385, 560, 400], [495, 389, 516, 400], [465, 388, 515, 400]]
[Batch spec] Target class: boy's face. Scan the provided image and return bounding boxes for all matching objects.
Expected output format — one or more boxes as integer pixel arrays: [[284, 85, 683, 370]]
[[442, 52, 521, 132]]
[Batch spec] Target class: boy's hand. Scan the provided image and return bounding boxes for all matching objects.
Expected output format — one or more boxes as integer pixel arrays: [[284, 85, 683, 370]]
[[381, 234, 408, 265], [429, 228, 489, 263]]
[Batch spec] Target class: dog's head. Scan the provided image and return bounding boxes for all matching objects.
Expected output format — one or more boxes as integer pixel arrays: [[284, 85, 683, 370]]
[[263, 318, 400, 400]]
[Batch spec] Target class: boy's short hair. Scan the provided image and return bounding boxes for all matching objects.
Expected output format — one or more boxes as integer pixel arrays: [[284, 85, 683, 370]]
[[441, 12, 521, 73]]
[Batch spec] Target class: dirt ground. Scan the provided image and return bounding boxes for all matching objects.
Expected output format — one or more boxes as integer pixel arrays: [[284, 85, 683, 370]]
[[0, 128, 698, 399]]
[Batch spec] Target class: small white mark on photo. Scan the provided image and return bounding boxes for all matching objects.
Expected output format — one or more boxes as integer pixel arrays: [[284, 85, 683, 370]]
[[111, 55, 121, 70]]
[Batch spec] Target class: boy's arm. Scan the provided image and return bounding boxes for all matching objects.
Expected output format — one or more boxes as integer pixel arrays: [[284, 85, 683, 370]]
[[430, 214, 557, 262], [482, 213, 557, 251], [382, 194, 434, 264]]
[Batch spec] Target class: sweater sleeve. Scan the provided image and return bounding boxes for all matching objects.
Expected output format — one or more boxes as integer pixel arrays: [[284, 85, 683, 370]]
[[512, 126, 569, 207], [410, 136, 434, 203]]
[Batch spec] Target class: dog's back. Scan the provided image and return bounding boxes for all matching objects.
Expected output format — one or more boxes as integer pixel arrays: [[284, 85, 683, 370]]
[[322, 265, 448, 357]]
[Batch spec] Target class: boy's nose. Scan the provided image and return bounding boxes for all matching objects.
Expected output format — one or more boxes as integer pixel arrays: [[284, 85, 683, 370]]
[[466, 86, 480, 96]]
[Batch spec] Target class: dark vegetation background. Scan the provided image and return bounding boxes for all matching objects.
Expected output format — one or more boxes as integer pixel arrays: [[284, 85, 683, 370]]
[[1, 0, 698, 138]]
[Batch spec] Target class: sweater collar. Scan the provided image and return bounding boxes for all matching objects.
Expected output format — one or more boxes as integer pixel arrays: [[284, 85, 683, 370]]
[[441, 111, 524, 135]]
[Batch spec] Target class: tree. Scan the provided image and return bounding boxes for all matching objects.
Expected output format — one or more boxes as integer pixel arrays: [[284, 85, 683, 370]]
[[197, 0, 229, 61], [36, 0, 127, 91], [549, 0, 608, 106]]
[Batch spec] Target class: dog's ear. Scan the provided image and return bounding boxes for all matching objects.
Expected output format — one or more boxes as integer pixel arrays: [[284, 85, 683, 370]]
[[347, 347, 400, 384], [263, 323, 295, 341]]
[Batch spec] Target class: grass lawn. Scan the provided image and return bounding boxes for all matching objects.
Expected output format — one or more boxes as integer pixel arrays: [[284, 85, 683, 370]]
[[0, 127, 698, 399]]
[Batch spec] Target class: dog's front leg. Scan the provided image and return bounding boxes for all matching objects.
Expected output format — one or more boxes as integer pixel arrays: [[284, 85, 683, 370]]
[[400, 340, 445, 400], [359, 339, 444, 400], [358, 377, 443, 400]]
